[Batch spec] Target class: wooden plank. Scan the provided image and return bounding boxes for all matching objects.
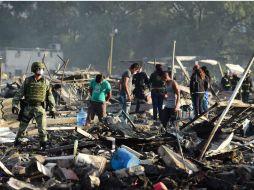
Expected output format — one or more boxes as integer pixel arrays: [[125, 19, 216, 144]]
[[7, 177, 46, 190], [218, 100, 254, 108], [76, 127, 96, 140], [45, 155, 74, 161], [158, 145, 199, 174], [0, 160, 13, 176], [46, 126, 75, 131], [47, 141, 96, 153], [1, 117, 76, 129], [46, 117, 76, 125]]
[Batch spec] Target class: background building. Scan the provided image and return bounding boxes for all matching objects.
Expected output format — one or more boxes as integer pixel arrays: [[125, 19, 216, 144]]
[[0, 43, 63, 76]]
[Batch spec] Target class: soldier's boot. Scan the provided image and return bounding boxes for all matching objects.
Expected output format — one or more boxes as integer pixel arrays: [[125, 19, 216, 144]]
[[14, 133, 23, 147]]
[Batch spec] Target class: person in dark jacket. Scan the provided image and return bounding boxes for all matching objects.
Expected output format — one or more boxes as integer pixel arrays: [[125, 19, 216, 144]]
[[132, 66, 150, 113], [201, 66, 211, 114], [149, 64, 165, 120], [190, 64, 206, 117], [221, 71, 232, 91]]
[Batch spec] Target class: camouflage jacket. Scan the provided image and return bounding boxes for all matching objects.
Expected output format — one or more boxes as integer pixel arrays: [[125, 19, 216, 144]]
[[12, 76, 56, 111]]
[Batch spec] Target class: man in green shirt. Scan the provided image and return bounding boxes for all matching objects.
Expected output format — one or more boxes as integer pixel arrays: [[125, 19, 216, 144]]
[[86, 74, 111, 126]]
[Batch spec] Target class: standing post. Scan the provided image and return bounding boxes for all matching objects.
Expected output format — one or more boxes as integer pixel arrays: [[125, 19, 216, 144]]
[[217, 61, 224, 77], [171, 41, 176, 79], [109, 34, 114, 76], [107, 56, 110, 77], [175, 57, 190, 81], [198, 54, 254, 160], [108, 28, 118, 76]]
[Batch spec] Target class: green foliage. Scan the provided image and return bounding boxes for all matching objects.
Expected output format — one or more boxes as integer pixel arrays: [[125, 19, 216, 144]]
[[1, 2, 254, 73]]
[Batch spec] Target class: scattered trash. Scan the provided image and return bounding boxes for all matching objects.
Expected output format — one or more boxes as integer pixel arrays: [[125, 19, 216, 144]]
[[1, 67, 254, 189]]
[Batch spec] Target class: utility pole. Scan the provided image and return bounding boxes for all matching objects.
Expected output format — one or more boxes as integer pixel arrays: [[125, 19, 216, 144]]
[[171, 41, 176, 79], [108, 28, 118, 76]]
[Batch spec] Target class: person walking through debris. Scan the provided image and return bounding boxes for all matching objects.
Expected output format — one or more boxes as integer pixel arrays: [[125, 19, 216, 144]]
[[190, 64, 206, 117], [132, 66, 150, 113], [231, 73, 241, 100], [85, 74, 111, 126], [149, 64, 165, 120], [12, 62, 56, 150], [119, 63, 140, 123], [242, 71, 253, 103], [161, 71, 180, 128], [221, 70, 232, 91], [201, 66, 211, 114]]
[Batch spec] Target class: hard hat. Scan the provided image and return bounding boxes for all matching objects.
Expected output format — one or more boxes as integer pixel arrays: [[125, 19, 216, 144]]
[[31, 62, 45, 73]]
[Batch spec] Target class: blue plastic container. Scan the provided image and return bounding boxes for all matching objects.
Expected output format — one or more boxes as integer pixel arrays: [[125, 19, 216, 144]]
[[111, 148, 140, 170], [77, 108, 87, 127]]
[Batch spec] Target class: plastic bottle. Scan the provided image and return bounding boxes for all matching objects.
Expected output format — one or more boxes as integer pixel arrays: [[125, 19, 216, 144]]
[[111, 148, 140, 170], [77, 108, 87, 127]]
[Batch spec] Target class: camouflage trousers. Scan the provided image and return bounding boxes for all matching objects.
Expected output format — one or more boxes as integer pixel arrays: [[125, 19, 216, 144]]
[[15, 105, 47, 143]]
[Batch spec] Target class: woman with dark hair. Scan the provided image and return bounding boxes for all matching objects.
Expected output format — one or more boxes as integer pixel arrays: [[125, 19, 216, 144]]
[[190, 64, 206, 117], [149, 64, 165, 120], [161, 71, 180, 127]]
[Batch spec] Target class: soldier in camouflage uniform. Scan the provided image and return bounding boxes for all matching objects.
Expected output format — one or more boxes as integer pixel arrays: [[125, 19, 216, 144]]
[[221, 71, 232, 91], [12, 62, 56, 150]]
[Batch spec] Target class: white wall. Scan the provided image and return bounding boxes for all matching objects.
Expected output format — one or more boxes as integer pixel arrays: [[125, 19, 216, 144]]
[[3, 49, 63, 75]]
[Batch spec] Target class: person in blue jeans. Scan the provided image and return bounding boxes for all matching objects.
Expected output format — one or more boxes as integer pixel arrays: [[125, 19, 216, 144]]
[[201, 66, 211, 116], [119, 63, 140, 123], [132, 66, 150, 113], [190, 64, 206, 117], [149, 64, 165, 120]]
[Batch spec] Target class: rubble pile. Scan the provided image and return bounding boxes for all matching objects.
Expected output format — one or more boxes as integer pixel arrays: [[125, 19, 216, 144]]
[[0, 102, 254, 189], [1, 64, 254, 189]]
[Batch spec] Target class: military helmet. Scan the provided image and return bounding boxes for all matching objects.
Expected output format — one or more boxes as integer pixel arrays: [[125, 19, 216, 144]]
[[31, 62, 45, 73]]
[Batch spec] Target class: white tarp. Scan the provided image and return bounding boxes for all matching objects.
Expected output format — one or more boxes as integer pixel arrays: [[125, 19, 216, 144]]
[[226, 64, 244, 76], [199, 59, 218, 65], [146, 61, 167, 65], [0, 128, 16, 143], [175, 56, 197, 61]]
